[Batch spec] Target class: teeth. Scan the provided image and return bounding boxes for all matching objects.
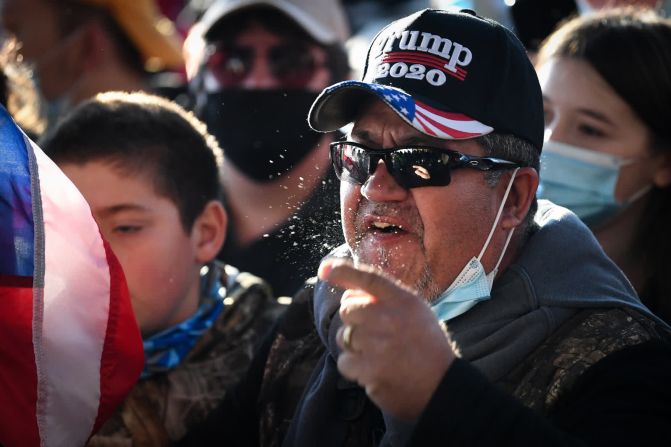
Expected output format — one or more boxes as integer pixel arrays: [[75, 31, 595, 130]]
[[372, 221, 392, 229], [372, 221, 401, 230], [372, 221, 391, 229]]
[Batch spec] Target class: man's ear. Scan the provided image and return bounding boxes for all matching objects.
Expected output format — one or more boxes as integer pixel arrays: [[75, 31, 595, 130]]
[[192, 200, 227, 264], [500, 167, 539, 230], [77, 20, 111, 70]]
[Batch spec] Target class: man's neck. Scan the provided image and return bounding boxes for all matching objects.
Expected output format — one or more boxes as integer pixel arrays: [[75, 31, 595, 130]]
[[222, 134, 334, 246], [69, 62, 148, 106]]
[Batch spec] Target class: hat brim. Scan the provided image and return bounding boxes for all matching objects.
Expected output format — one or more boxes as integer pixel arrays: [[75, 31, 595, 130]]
[[201, 0, 343, 44], [308, 81, 494, 140]]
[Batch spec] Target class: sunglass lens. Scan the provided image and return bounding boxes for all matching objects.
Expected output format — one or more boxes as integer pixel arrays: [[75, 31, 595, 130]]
[[333, 143, 370, 184], [269, 44, 316, 88], [207, 46, 252, 87], [389, 149, 452, 188]]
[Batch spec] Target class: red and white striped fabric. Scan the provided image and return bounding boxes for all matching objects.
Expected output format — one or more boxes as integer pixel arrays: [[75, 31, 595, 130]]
[[0, 110, 144, 447], [412, 100, 493, 139]]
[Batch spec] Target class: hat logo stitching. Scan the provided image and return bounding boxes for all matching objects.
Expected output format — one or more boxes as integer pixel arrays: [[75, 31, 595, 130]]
[[377, 51, 467, 85], [370, 30, 472, 87]]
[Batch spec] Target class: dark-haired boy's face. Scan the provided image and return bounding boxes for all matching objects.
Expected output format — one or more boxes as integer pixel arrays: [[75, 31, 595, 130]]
[[60, 160, 201, 337]]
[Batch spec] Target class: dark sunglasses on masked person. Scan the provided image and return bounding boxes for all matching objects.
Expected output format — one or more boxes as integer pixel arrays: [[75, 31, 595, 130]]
[[330, 141, 521, 189], [205, 41, 321, 89]]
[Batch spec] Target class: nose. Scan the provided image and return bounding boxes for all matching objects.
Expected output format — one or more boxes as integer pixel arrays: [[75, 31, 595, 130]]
[[361, 159, 409, 202], [240, 51, 278, 89], [543, 112, 570, 146]]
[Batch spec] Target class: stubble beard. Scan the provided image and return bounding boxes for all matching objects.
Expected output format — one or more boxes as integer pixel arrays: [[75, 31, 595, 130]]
[[349, 202, 443, 303], [351, 241, 442, 304]]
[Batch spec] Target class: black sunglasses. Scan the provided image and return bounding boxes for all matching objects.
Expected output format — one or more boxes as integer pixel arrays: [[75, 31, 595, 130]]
[[205, 42, 319, 88], [330, 141, 521, 189]]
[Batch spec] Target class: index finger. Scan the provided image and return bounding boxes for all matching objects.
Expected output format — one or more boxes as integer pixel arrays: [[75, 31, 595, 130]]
[[318, 258, 413, 301]]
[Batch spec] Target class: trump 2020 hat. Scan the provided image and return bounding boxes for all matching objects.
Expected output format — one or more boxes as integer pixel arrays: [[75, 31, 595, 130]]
[[309, 8, 544, 150], [199, 0, 350, 45]]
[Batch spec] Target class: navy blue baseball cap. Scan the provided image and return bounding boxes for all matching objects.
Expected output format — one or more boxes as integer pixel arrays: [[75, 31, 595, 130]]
[[308, 8, 544, 151]]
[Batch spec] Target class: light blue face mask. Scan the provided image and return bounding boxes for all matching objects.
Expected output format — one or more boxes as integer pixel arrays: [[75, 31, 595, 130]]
[[538, 140, 651, 228], [431, 168, 519, 322]]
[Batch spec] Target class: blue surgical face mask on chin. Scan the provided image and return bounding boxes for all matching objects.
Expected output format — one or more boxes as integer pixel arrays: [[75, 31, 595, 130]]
[[538, 139, 652, 228], [430, 168, 519, 322]]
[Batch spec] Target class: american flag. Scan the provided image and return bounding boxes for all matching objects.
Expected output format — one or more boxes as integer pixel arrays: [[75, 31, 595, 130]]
[[366, 82, 493, 139], [0, 106, 143, 446]]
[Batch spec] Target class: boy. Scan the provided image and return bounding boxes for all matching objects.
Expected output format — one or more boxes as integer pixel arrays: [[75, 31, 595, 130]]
[[41, 91, 284, 444]]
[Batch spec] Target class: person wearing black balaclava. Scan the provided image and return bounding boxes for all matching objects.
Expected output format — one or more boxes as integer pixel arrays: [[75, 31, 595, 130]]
[[190, 0, 351, 297]]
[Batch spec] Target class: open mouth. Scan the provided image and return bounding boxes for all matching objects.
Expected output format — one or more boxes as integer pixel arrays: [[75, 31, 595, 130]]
[[369, 220, 405, 235]]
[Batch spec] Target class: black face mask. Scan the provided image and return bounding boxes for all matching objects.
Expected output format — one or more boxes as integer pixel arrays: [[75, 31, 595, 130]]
[[201, 89, 323, 182]]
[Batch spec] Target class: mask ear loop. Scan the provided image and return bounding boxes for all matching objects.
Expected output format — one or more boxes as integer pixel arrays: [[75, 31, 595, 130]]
[[477, 168, 520, 272]]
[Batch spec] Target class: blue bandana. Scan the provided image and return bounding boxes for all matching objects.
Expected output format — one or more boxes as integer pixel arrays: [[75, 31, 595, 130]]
[[141, 263, 231, 378]]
